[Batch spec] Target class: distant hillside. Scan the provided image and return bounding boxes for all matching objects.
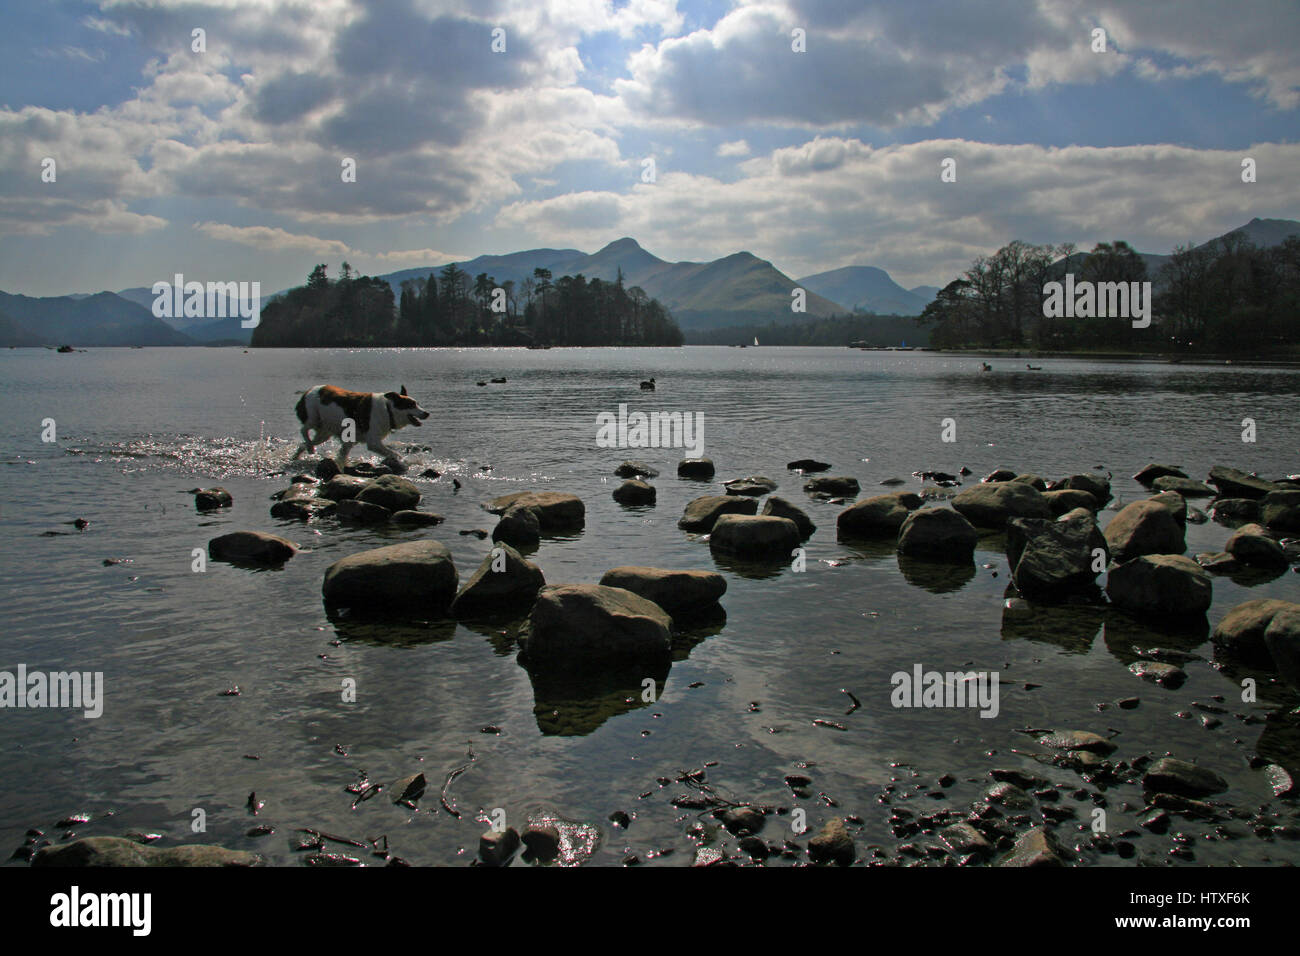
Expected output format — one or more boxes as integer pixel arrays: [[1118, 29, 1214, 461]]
[[0, 291, 194, 347], [909, 285, 940, 303], [797, 265, 931, 316]]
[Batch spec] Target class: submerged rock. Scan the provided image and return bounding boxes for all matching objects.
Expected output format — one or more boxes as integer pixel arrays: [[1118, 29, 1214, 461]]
[[1151, 476, 1216, 497], [208, 531, 296, 565], [390, 510, 444, 527], [1142, 757, 1228, 797], [724, 476, 777, 497], [1208, 466, 1282, 499], [615, 460, 659, 478], [322, 540, 458, 613], [1107, 554, 1211, 616], [1133, 463, 1187, 484], [807, 817, 854, 866], [334, 498, 392, 524], [485, 491, 585, 531], [1225, 523, 1288, 568], [193, 487, 232, 510], [804, 476, 860, 497], [33, 836, 260, 867], [787, 459, 831, 472], [678, 494, 757, 532], [518, 584, 673, 667], [598, 567, 726, 617], [319, 475, 369, 501]]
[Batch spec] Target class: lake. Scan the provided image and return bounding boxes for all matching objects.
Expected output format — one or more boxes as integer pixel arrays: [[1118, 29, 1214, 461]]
[[2, 346, 1298, 866]]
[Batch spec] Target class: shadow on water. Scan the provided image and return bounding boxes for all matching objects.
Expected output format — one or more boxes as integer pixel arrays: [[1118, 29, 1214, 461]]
[[457, 616, 526, 657], [832, 535, 899, 565], [1100, 609, 1210, 660], [896, 554, 976, 594], [1000, 601, 1106, 654], [1255, 710, 1300, 777], [709, 552, 792, 580], [326, 609, 458, 647], [521, 659, 671, 736], [670, 604, 727, 660]]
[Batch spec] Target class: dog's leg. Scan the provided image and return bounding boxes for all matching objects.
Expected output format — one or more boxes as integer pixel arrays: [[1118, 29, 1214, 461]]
[[291, 424, 317, 461], [336, 442, 354, 469], [369, 440, 406, 473]]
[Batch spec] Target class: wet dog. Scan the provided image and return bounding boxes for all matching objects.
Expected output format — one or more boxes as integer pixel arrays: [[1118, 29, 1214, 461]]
[[292, 384, 430, 471]]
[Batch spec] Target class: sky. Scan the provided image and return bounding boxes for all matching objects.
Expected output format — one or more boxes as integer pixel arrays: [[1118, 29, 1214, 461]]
[[1, 0, 1297, 297]]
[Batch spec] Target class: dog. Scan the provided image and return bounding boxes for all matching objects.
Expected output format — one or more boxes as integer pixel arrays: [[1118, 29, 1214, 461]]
[[292, 384, 430, 471]]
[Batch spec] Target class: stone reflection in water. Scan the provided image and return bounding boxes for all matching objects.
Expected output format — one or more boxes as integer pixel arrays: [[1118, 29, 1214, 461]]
[[1254, 711, 1300, 781], [897, 553, 976, 594], [670, 605, 727, 661], [523, 660, 670, 736], [1101, 609, 1209, 660], [1000, 600, 1104, 654], [327, 611, 457, 647], [708, 552, 791, 581]]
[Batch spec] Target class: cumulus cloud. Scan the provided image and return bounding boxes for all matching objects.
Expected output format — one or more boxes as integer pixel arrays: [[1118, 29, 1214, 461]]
[[717, 139, 750, 157]]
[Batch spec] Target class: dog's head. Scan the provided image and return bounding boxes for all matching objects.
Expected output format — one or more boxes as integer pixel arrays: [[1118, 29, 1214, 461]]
[[384, 385, 430, 428]]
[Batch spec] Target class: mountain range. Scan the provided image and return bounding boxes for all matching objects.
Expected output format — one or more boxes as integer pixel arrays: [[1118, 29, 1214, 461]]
[[4, 218, 1295, 347]]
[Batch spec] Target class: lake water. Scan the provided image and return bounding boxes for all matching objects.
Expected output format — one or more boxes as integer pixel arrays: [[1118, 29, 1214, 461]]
[[2, 346, 1298, 866]]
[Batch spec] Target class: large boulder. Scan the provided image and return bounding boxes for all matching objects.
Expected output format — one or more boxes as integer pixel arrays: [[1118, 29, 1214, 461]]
[[1042, 488, 1097, 517], [334, 498, 391, 523], [599, 567, 727, 617], [1225, 523, 1288, 568], [952, 482, 1050, 527], [1212, 599, 1297, 667], [762, 496, 815, 538], [493, 504, 540, 549], [897, 508, 978, 560], [1147, 491, 1188, 528], [322, 540, 458, 613], [677, 458, 715, 480], [356, 474, 421, 511], [1103, 500, 1185, 561], [1055, 473, 1111, 503], [485, 491, 585, 531], [1208, 466, 1282, 500], [1151, 476, 1215, 497], [678, 494, 757, 532], [837, 494, 913, 538], [804, 476, 860, 497], [709, 514, 801, 559], [1263, 606, 1300, 686], [1210, 498, 1261, 523], [518, 584, 672, 666], [1261, 490, 1300, 533], [450, 544, 545, 618], [1007, 512, 1106, 600], [33, 836, 260, 867], [208, 531, 297, 565], [1106, 554, 1212, 616]]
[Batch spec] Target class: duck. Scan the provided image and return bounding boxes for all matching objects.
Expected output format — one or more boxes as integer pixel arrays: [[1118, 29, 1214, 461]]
[[980, 362, 992, 372], [640, 377, 656, 391], [1026, 363, 1042, 370]]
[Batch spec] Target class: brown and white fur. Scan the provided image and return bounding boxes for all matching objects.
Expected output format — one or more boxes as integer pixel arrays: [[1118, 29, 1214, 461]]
[[292, 384, 430, 470]]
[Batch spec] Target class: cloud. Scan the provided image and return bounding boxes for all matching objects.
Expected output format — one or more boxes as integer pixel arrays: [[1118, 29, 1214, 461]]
[[194, 222, 353, 257], [717, 139, 750, 157]]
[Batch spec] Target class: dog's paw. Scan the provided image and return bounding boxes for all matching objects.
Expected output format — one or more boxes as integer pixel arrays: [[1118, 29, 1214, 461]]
[[383, 457, 408, 475]]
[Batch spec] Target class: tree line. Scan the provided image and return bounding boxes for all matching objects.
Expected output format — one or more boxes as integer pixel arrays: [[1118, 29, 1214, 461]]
[[916, 232, 1300, 353], [252, 262, 683, 347]]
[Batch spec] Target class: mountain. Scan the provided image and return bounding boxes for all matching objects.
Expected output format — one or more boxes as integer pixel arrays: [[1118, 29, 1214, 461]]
[[0, 291, 194, 347], [909, 285, 940, 303], [796, 265, 931, 316]]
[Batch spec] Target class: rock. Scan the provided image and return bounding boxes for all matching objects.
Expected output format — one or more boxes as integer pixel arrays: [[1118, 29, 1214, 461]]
[[1106, 554, 1212, 616], [708, 514, 801, 559], [677, 458, 715, 480], [1210, 498, 1261, 522], [615, 460, 659, 478], [1011, 473, 1048, 491], [1043, 488, 1098, 516], [315, 458, 341, 480], [1208, 466, 1282, 500], [1261, 490, 1300, 533], [787, 459, 831, 472], [724, 476, 777, 497], [1103, 500, 1185, 561], [450, 544, 545, 618], [1195, 551, 1240, 573], [720, 806, 765, 836], [493, 504, 540, 549], [982, 468, 1017, 483], [485, 491, 585, 531], [271, 499, 328, 520], [1225, 523, 1288, 568], [1263, 764, 1297, 798], [1142, 757, 1228, 797], [807, 817, 854, 866], [612, 479, 656, 505], [1147, 491, 1188, 527], [952, 482, 1050, 527], [997, 828, 1062, 867], [1212, 598, 1296, 667], [837, 494, 913, 537], [518, 584, 673, 666], [939, 822, 992, 857], [804, 476, 860, 497], [276, 482, 315, 501], [1056, 473, 1111, 503], [1134, 463, 1187, 484], [1151, 476, 1216, 497], [981, 782, 1035, 810], [208, 531, 296, 565], [1038, 730, 1117, 754], [522, 825, 561, 861], [678, 494, 757, 532], [319, 475, 369, 501], [356, 475, 421, 511], [897, 508, 978, 560], [334, 498, 392, 524], [598, 567, 726, 617], [1129, 660, 1186, 688], [193, 487, 232, 510], [390, 510, 444, 527], [761, 496, 815, 538], [391, 773, 427, 805], [32, 836, 259, 867], [479, 828, 521, 866], [322, 540, 458, 613], [1006, 513, 1106, 599], [1263, 606, 1300, 686]]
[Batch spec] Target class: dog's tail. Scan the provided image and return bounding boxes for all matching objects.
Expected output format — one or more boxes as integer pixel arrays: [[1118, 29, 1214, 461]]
[[294, 391, 308, 423]]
